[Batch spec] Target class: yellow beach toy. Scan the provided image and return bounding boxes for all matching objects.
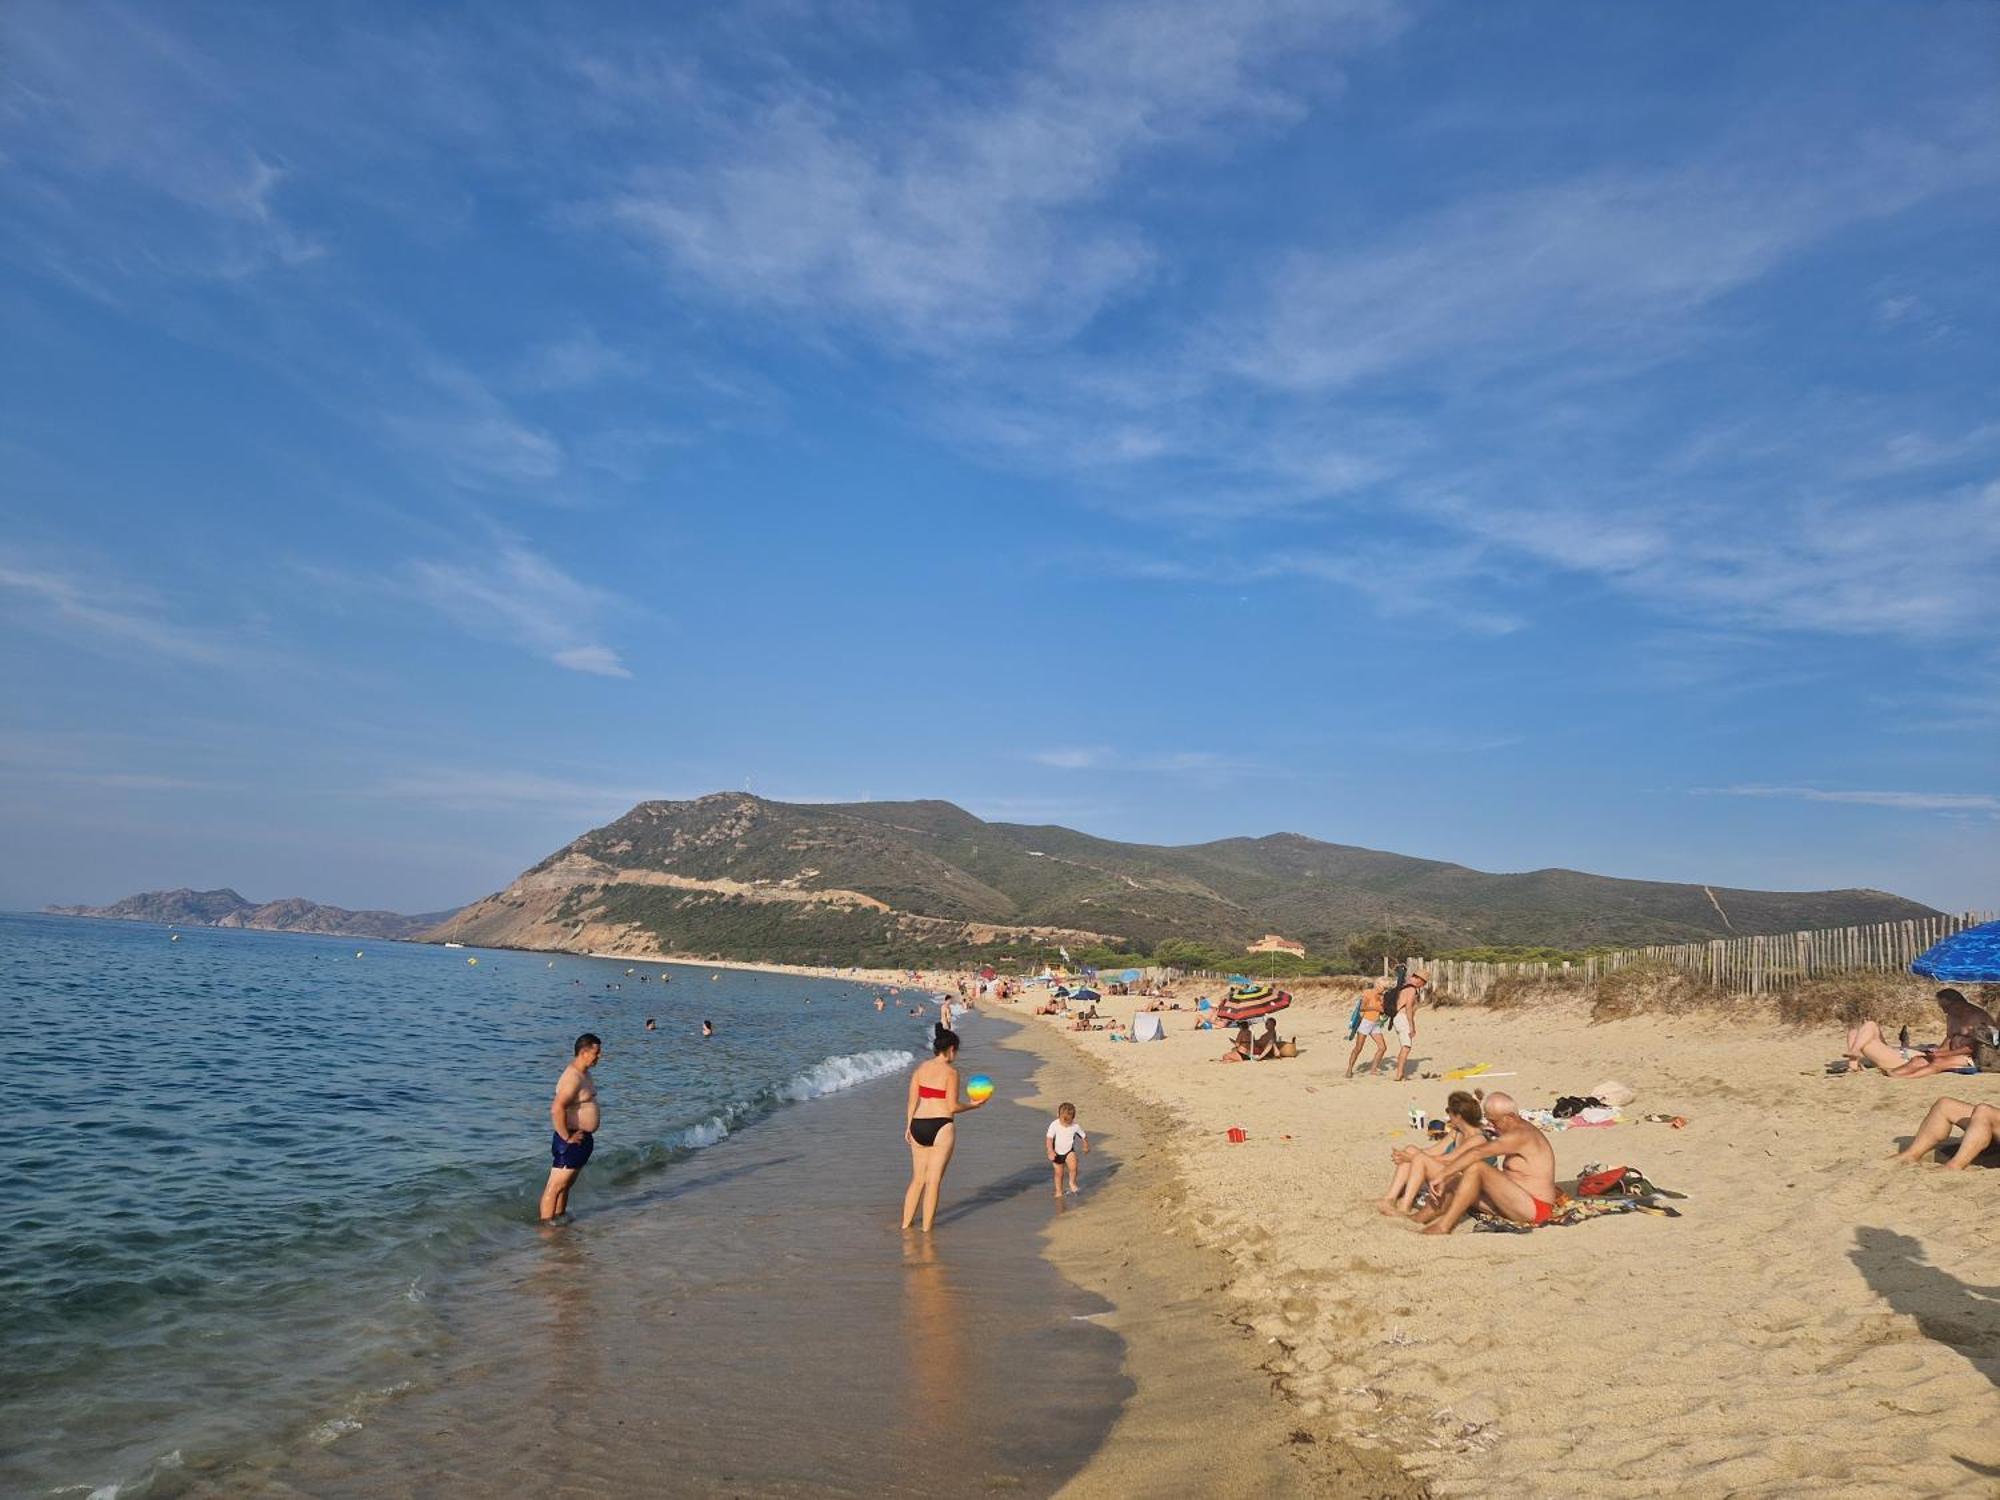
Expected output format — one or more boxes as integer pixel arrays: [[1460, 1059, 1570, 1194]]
[[1443, 1063, 1493, 1081]]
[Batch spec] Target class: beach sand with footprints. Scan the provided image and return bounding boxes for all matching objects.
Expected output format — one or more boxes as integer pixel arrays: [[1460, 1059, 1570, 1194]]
[[996, 983, 2000, 1497]]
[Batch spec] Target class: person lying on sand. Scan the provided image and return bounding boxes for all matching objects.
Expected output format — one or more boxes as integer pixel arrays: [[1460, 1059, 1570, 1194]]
[[1380, 1090, 1487, 1215], [1409, 1093, 1559, 1234], [1219, 1023, 1255, 1063], [1844, 990, 1992, 1077], [1893, 1096, 2000, 1168]]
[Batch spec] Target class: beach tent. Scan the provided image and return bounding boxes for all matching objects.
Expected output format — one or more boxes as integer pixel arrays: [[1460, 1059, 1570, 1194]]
[[1912, 920, 2000, 983], [1131, 1012, 1165, 1042]]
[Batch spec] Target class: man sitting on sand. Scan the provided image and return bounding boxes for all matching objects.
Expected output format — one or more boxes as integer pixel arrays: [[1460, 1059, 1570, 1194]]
[[1407, 1093, 1559, 1234], [1843, 989, 1993, 1078], [1893, 1096, 2000, 1168]]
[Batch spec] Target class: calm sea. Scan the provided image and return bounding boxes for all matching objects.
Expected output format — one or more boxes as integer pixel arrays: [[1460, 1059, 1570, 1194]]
[[0, 913, 956, 1498]]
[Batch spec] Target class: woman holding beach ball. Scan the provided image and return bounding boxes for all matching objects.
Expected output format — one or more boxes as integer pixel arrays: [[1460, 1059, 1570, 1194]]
[[901, 1025, 990, 1233]]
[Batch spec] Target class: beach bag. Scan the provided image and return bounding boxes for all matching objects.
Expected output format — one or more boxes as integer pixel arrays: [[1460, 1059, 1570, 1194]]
[[1577, 1166, 1631, 1198], [1974, 1029, 2000, 1073], [1381, 986, 1400, 1021]]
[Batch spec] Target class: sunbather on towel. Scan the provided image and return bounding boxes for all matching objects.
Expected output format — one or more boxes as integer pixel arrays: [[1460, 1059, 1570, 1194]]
[[1843, 989, 1991, 1077], [1412, 1092, 1559, 1234], [1893, 1096, 2000, 1168]]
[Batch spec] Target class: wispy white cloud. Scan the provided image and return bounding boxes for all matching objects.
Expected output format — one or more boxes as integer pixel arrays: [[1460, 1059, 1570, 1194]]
[[378, 358, 567, 489], [597, 0, 1406, 350], [0, 552, 260, 667], [398, 543, 633, 677], [514, 328, 647, 393], [1703, 786, 2000, 815], [1029, 745, 1267, 775], [1031, 746, 1114, 770], [0, 0, 327, 281], [362, 768, 662, 815]]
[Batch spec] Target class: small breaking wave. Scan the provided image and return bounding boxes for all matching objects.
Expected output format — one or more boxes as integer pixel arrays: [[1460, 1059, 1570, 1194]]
[[618, 1048, 915, 1173], [777, 1048, 915, 1102]]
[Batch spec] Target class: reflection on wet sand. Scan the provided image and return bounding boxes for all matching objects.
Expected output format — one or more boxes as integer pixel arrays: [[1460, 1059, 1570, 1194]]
[[901, 1231, 966, 1435], [531, 1226, 601, 1417]]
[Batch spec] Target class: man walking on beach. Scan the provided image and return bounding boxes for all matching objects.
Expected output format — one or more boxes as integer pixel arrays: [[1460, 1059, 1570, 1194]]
[[1389, 969, 1427, 1082], [540, 1032, 602, 1222]]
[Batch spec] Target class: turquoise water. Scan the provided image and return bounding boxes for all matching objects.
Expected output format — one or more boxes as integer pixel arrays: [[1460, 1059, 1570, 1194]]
[[0, 913, 934, 1498]]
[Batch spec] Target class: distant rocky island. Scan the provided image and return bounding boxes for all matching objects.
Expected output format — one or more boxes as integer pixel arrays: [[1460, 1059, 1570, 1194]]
[[429, 792, 1938, 967], [46, 888, 460, 942]]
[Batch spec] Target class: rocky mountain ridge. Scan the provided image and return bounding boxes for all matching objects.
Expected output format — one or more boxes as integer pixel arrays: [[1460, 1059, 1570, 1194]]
[[47, 888, 458, 942]]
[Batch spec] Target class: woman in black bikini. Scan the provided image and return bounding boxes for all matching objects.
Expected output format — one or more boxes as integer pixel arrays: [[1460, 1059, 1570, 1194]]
[[901, 1025, 987, 1232]]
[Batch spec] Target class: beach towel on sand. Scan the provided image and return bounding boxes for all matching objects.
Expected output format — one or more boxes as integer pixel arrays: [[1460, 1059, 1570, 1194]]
[[1469, 1195, 1681, 1232]]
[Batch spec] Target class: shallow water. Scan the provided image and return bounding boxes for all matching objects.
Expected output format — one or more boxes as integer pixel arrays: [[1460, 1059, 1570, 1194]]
[[206, 1016, 1129, 1498], [1, 914, 1071, 1498]]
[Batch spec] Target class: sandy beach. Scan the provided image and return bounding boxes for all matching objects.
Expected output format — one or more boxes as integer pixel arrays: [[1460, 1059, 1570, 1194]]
[[1001, 981, 2000, 1498]]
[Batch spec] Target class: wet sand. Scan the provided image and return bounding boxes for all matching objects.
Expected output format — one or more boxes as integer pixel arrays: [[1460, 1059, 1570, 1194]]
[[989, 1006, 1429, 1500], [200, 1012, 1127, 1498]]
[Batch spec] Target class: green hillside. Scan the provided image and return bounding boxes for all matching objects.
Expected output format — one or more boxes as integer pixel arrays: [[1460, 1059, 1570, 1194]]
[[436, 793, 1938, 964]]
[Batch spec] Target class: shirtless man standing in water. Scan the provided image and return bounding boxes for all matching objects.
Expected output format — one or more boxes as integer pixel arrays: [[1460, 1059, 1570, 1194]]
[[1409, 1093, 1558, 1234], [539, 1032, 602, 1222]]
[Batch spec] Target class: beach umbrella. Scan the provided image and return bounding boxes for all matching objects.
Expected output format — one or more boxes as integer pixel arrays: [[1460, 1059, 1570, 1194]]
[[1227, 973, 1252, 987], [1073, 987, 1100, 1001], [1911, 920, 2000, 983], [1119, 968, 1142, 983], [979, 967, 996, 980]]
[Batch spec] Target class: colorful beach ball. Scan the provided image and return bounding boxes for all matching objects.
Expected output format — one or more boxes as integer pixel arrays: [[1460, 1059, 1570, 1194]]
[[965, 1074, 995, 1103]]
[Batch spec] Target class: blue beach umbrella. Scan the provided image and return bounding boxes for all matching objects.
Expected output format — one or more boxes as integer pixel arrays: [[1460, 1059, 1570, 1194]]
[[1120, 968, 1142, 983], [1912, 920, 2000, 983], [1227, 973, 1252, 987]]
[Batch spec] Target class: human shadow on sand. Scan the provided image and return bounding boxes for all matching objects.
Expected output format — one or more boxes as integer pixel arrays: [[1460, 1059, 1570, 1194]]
[[1848, 1226, 2000, 1398], [931, 1157, 1124, 1227]]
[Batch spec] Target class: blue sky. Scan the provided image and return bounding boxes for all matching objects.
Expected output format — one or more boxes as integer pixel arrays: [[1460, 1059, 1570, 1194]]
[[3, 0, 1996, 917]]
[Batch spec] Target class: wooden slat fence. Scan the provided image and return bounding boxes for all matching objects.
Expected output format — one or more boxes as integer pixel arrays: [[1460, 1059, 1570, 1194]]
[[1404, 911, 1994, 1002]]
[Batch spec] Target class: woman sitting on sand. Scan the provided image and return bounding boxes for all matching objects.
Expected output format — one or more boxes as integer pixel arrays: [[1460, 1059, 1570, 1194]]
[[1380, 1091, 1488, 1215], [900, 1025, 989, 1233], [1843, 989, 1993, 1078], [1893, 1096, 2000, 1169], [1218, 1023, 1255, 1063], [1252, 1018, 1285, 1060]]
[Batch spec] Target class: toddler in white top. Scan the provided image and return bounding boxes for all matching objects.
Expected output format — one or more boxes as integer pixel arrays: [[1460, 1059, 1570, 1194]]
[[1046, 1102, 1089, 1197]]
